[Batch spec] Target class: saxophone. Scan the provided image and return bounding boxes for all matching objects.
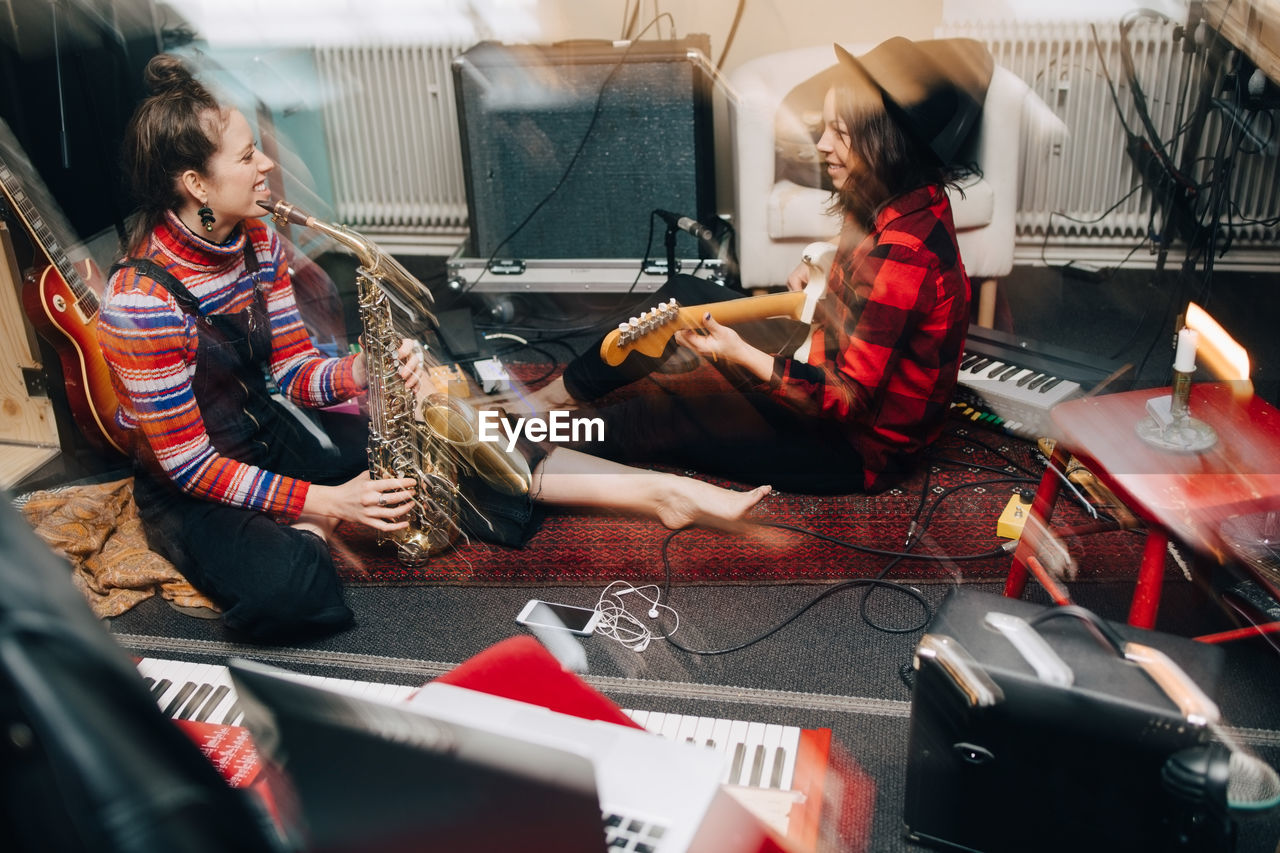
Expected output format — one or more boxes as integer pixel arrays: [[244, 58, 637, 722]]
[[258, 199, 531, 566]]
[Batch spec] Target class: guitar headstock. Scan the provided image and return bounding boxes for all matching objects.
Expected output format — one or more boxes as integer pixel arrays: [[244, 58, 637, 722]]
[[599, 300, 686, 366]]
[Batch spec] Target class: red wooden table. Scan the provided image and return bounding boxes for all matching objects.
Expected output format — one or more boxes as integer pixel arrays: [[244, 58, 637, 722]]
[[1005, 383, 1280, 628]]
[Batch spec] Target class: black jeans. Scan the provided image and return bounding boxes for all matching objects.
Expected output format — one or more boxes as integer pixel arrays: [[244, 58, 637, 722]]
[[134, 407, 366, 643]]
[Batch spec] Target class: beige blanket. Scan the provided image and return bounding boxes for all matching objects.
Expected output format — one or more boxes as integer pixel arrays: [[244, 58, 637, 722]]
[[19, 477, 219, 619]]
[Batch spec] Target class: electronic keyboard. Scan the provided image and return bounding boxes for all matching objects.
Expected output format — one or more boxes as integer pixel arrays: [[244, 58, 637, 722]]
[[956, 325, 1129, 439], [136, 657, 816, 791]]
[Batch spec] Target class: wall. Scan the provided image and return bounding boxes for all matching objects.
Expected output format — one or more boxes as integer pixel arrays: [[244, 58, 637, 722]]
[[527, 0, 944, 75]]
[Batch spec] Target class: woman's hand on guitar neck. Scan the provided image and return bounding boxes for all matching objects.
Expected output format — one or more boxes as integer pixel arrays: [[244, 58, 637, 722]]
[[674, 313, 775, 383]]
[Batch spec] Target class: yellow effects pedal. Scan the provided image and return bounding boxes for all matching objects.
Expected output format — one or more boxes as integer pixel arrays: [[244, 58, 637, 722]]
[[997, 493, 1033, 540]]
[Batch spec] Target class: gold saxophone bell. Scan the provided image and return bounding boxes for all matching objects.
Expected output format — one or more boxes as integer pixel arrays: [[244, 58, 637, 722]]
[[420, 394, 532, 496]]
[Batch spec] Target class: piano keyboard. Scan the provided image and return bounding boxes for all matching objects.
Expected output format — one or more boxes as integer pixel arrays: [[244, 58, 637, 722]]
[[136, 657, 804, 791], [623, 709, 801, 790], [956, 325, 1127, 440]]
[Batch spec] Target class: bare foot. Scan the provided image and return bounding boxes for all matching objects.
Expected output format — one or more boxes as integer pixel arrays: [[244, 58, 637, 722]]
[[653, 477, 772, 531]]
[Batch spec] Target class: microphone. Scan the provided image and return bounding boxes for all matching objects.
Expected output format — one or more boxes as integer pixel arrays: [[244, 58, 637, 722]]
[[653, 209, 716, 244]]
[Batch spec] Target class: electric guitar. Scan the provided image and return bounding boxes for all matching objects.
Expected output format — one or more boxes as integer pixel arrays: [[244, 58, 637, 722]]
[[599, 242, 836, 366], [0, 154, 126, 455]]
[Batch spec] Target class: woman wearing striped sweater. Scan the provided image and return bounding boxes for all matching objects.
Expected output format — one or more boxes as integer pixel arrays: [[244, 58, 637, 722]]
[[99, 55, 767, 642]]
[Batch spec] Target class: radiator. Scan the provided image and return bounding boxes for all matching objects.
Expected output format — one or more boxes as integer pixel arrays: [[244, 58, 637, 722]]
[[943, 17, 1280, 252], [314, 42, 471, 234]]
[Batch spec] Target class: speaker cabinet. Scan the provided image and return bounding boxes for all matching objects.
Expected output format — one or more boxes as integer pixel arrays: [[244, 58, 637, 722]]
[[905, 589, 1233, 853], [452, 37, 716, 261]]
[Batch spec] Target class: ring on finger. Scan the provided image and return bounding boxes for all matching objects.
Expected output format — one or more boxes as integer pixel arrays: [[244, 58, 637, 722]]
[[377, 495, 387, 507]]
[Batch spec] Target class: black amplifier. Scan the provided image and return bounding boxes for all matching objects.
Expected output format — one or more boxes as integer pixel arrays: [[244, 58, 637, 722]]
[[904, 588, 1234, 852], [452, 36, 716, 263]]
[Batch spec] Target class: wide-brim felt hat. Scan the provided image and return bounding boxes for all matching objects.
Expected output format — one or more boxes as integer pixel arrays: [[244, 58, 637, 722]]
[[834, 37, 993, 165]]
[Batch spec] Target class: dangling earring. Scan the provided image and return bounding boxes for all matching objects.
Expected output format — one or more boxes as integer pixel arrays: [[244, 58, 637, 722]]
[[197, 204, 215, 232]]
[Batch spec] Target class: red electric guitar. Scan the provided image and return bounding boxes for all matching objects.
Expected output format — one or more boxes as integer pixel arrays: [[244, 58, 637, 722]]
[[0, 154, 126, 456]]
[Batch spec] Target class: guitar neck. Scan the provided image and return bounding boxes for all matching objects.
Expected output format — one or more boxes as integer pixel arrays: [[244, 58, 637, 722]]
[[694, 290, 805, 326], [601, 289, 806, 365], [0, 159, 95, 311]]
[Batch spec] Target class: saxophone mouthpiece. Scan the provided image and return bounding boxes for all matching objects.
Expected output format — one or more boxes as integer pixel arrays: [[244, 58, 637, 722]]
[[257, 198, 310, 228]]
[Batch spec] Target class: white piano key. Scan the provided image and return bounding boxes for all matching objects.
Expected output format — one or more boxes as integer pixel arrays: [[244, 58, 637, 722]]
[[660, 713, 684, 741], [624, 709, 648, 728], [709, 717, 733, 753], [642, 711, 667, 736], [675, 714, 700, 744], [693, 716, 717, 749], [379, 683, 416, 704]]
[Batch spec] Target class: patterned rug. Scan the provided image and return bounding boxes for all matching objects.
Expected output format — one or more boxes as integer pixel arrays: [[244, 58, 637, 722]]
[[331, 365, 1150, 587]]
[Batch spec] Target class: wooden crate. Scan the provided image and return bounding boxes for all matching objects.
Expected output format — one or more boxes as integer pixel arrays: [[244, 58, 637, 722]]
[[0, 222, 60, 488]]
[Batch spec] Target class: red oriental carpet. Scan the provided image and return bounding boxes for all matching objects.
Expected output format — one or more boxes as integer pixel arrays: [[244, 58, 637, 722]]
[[330, 365, 1149, 587]]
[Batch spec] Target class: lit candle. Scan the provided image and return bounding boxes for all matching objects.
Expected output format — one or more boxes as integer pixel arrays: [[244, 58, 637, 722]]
[[1174, 327, 1199, 374]]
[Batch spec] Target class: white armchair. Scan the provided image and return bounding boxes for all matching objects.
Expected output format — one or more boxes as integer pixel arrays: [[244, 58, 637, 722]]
[[728, 44, 1066, 328]]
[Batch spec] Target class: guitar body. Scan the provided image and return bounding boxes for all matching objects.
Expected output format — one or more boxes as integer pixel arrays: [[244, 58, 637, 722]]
[[21, 259, 127, 456]]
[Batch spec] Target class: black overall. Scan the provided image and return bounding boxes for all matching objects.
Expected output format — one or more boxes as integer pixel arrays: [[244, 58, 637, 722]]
[[119, 254, 366, 642]]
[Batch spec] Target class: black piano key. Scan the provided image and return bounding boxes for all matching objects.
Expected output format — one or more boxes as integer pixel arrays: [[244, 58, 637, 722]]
[[195, 685, 232, 722], [1015, 371, 1037, 387], [1027, 374, 1050, 390], [177, 683, 213, 720], [770, 749, 787, 788], [997, 364, 1021, 381], [162, 682, 197, 718], [749, 745, 766, 787], [151, 678, 172, 699], [1040, 377, 1064, 392], [220, 702, 243, 726], [729, 743, 746, 783], [970, 357, 993, 372], [961, 354, 981, 370], [141, 677, 155, 691], [986, 361, 1009, 377]]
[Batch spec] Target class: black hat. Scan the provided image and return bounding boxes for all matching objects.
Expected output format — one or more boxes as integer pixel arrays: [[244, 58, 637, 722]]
[[833, 37, 993, 164]]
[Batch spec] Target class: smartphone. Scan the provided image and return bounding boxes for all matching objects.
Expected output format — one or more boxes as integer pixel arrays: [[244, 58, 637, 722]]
[[516, 599, 600, 637]]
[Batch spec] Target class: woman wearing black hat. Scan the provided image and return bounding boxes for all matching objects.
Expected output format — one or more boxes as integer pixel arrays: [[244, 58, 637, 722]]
[[529, 37, 983, 495]]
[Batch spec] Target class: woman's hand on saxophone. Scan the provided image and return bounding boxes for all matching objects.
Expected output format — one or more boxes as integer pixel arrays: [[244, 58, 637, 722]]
[[302, 470, 417, 531], [396, 338, 438, 408]]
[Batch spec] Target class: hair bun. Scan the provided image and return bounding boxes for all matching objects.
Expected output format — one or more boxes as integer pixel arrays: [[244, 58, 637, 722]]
[[143, 54, 196, 96]]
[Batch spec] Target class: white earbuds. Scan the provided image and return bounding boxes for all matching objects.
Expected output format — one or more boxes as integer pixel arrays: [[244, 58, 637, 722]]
[[595, 581, 679, 654]]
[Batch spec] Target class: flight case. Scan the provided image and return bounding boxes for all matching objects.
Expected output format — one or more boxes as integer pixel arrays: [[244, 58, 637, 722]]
[[904, 588, 1233, 852]]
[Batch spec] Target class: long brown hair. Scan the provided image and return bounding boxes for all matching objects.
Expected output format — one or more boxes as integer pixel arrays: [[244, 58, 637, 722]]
[[120, 54, 225, 254], [828, 86, 972, 231]]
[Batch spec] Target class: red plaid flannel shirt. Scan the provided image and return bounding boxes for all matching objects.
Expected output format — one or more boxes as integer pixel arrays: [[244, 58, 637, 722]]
[[768, 185, 970, 491]]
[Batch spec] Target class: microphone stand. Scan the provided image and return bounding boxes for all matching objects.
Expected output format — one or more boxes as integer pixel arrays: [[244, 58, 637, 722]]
[[664, 224, 679, 285]]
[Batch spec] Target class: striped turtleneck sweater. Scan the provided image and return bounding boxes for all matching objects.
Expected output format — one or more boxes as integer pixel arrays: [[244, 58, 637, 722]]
[[98, 212, 361, 520]]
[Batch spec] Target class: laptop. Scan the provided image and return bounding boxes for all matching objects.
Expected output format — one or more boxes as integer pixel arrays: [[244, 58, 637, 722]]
[[228, 659, 728, 853]]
